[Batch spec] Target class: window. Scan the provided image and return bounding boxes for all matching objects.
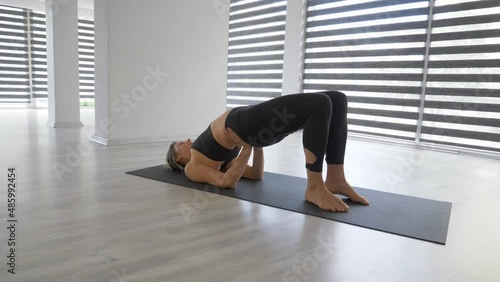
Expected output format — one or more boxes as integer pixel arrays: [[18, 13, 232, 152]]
[[303, 0, 430, 141], [421, 0, 500, 152], [0, 5, 30, 103], [226, 0, 288, 108], [30, 11, 47, 99], [77, 19, 95, 99], [0, 5, 95, 104], [29, 12, 95, 100], [303, 0, 500, 154]]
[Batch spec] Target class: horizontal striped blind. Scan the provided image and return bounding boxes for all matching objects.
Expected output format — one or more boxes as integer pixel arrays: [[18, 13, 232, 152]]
[[421, 0, 500, 152], [303, 0, 430, 141], [0, 5, 30, 103], [29, 12, 95, 99], [30, 11, 47, 98], [77, 19, 95, 99], [226, 0, 287, 108]]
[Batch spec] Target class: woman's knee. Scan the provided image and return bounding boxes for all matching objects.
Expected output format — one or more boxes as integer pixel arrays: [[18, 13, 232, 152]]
[[310, 93, 332, 116], [322, 91, 347, 107]]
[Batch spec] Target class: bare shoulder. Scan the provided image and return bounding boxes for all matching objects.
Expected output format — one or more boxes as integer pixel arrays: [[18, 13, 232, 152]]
[[184, 155, 225, 187], [184, 161, 198, 182]]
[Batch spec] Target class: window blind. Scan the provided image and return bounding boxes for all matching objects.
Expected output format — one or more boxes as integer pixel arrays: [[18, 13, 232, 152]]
[[29, 12, 95, 99], [226, 0, 287, 108], [0, 5, 30, 103], [77, 19, 95, 99], [421, 0, 500, 152], [303, 0, 431, 141], [30, 11, 47, 98]]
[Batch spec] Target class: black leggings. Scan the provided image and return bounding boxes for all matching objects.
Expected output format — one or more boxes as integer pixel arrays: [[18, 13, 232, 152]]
[[225, 91, 348, 172]]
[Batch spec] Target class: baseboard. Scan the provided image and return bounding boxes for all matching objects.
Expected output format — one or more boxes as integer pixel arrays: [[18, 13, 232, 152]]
[[91, 135, 198, 146], [46, 121, 84, 128]]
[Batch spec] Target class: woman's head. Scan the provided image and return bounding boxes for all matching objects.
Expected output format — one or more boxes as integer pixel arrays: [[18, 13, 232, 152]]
[[163, 139, 192, 172]]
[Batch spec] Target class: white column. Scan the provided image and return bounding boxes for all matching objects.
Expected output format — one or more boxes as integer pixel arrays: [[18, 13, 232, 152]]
[[282, 0, 307, 95], [91, 0, 109, 145], [45, 0, 83, 128]]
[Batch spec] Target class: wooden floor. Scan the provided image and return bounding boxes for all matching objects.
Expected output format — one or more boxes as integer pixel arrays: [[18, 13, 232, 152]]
[[1, 108, 499, 282]]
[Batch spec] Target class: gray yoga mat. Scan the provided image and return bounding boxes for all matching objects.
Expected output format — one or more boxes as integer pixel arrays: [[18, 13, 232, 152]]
[[126, 165, 452, 245]]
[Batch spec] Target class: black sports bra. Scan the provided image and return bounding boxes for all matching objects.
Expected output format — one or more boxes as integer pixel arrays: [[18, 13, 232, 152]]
[[191, 124, 241, 170]]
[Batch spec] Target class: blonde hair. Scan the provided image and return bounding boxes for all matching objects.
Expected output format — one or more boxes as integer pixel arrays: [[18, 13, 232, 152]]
[[163, 141, 185, 172]]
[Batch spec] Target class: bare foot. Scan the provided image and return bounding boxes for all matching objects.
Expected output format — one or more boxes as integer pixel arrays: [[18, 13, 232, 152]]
[[305, 181, 350, 212], [326, 179, 369, 205]]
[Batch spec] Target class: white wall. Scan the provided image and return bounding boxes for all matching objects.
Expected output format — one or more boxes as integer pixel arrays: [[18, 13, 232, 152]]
[[94, 0, 229, 145]]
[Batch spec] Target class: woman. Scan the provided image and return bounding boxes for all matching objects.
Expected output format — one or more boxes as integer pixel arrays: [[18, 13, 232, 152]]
[[164, 91, 369, 212]]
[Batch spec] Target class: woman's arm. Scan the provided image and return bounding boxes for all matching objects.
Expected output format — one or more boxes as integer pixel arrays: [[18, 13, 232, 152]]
[[221, 145, 252, 187], [248, 147, 264, 180], [224, 147, 264, 180], [185, 145, 253, 188]]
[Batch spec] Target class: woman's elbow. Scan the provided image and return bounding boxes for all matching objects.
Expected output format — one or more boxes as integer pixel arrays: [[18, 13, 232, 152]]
[[220, 175, 236, 189], [252, 172, 263, 180]]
